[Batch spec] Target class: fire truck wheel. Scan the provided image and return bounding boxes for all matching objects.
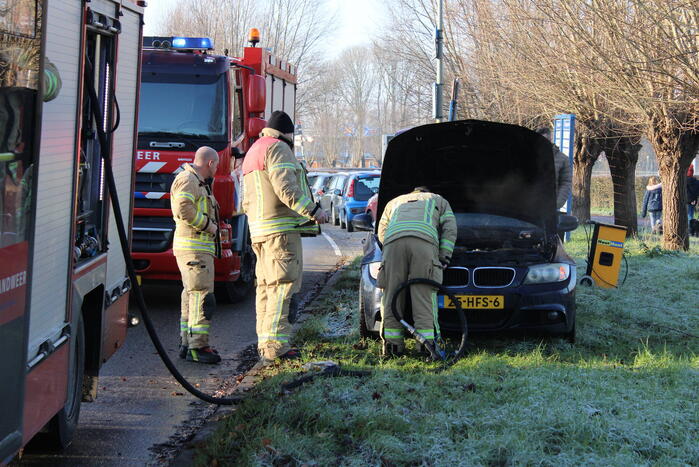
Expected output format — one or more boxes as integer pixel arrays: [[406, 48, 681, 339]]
[[46, 313, 84, 449], [216, 240, 256, 303]]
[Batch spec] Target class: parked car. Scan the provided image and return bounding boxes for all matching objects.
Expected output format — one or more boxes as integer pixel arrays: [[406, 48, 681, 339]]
[[308, 172, 334, 202], [365, 192, 378, 222], [319, 172, 349, 225], [353, 120, 578, 342], [337, 172, 380, 232]]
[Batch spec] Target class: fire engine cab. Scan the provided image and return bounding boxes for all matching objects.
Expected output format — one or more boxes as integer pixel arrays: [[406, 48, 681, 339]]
[[131, 32, 297, 302], [0, 1, 144, 461]]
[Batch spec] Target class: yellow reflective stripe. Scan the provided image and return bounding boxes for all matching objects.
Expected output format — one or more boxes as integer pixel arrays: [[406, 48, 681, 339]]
[[440, 239, 455, 252], [175, 192, 195, 202], [268, 163, 297, 171], [254, 171, 264, 220], [292, 195, 312, 213], [270, 282, 289, 336]]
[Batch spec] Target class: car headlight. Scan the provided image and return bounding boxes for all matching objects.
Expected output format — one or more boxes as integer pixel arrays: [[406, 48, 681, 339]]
[[368, 261, 381, 280], [524, 263, 570, 284]]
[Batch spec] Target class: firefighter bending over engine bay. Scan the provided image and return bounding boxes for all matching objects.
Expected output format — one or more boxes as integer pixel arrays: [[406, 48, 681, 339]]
[[242, 111, 329, 362], [171, 146, 222, 364], [377, 187, 457, 357]]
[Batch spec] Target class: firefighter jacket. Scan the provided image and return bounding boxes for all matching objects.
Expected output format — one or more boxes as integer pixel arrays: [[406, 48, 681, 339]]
[[378, 191, 458, 263], [241, 128, 318, 241], [170, 164, 220, 256]]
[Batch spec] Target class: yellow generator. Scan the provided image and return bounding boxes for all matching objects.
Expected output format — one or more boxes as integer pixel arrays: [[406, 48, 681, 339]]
[[581, 222, 627, 288]]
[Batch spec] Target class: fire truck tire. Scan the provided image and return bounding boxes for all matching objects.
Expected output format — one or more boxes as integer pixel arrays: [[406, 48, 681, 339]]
[[216, 239, 256, 303], [45, 313, 84, 449]]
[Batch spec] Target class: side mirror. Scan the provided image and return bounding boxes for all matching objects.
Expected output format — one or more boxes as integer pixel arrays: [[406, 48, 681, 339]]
[[352, 213, 374, 232], [232, 147, 244, 159], [558, 214, 579, 233], [246, 74, 266, 114]]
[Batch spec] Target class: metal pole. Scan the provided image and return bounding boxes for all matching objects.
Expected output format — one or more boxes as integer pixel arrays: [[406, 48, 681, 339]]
[[433, 0, 444, 122]]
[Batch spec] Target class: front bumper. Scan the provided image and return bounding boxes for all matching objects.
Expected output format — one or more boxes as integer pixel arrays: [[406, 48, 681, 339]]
[[359, 262, 576, 337], [132, 249, 240, 283]]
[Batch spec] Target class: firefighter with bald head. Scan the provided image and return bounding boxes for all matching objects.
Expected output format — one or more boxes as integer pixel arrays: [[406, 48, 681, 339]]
[[171, 146, 222, 363], [242, 111, 328, 362], [377, 187, 457, 356]]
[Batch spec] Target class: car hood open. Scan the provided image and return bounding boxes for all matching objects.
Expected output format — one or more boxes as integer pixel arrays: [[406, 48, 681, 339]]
[[376, 120, 557, 234]]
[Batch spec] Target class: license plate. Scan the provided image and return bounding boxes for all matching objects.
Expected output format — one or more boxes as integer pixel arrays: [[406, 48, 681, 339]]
[[439, 295, 504, 309]]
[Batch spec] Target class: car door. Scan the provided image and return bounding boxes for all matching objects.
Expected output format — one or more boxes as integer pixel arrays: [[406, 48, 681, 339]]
[[320, 175, 338, 211]]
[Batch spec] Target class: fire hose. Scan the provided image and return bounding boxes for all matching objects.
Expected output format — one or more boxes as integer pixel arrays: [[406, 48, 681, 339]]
[[85, 62, 240, 405], [390, 279, 468, 361]]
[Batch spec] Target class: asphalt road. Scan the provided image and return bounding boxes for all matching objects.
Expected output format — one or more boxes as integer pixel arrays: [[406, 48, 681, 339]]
[[15, 225, 365, 466]]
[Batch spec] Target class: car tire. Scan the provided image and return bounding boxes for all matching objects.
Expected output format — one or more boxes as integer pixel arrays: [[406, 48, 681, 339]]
[[565, 322, 576, 344], [332, 206, 340, 226], [216, 235, 256, 303], [44, 312, 85, 450], [358, 285, 370, 338], [358, 284, 379, 340], [340, 212, 347, 230], [346, 214, 354, 233]]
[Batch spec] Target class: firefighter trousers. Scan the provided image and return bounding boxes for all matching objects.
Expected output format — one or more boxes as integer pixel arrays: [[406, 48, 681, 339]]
[[252, 232, 302, 359], [378, 236, 443, 349], [176, 253, 215, 349]]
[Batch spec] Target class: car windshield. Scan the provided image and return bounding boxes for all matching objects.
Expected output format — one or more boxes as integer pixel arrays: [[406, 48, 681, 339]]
[[139, 72, 228, 141], [354, 176, 380, 201]]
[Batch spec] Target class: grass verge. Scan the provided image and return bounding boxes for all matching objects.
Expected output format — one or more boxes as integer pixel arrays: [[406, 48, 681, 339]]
[[197, 233, 699, 467]]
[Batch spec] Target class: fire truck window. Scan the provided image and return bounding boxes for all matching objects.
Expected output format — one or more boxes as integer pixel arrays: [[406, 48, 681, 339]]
[[0, 2, 42, 248], [139, 73, 228, 141], [232, 70, 243, 139]]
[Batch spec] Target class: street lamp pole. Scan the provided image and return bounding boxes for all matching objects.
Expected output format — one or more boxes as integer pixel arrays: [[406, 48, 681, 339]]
[[434, 0, 445, 123]]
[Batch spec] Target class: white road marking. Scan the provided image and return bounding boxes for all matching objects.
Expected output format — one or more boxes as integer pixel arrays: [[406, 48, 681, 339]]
[[322, 232, 342, 256]]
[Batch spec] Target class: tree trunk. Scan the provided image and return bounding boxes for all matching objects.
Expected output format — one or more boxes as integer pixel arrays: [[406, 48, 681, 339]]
[[572, 134, 602, 222], [649, 129, 699, 250], [603, 137, 641, 236]]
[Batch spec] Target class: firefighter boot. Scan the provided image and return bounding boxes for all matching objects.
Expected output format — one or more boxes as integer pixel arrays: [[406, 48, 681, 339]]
[[382, 341, 405, 358], [186, 347, 221, 364]]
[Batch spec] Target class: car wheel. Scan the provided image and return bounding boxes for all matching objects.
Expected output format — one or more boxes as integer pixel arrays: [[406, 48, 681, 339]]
[[346, 215, 354, 232], [332, 206, 340, 226], [565, 322, 576, 344], [340, 212, 347, 229], [216, 235, 256, 303], [579, 275, 594, 287], [44, 312, 85, 449], [358, 284, 379, 340]]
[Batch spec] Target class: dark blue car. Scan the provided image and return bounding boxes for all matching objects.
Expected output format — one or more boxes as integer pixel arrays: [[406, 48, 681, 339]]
[[337, 171, 380, 232]]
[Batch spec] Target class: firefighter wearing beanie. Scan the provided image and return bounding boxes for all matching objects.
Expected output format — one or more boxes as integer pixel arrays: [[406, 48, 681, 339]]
[[242, 111, 329, 361], [377, 187, 457, 357]]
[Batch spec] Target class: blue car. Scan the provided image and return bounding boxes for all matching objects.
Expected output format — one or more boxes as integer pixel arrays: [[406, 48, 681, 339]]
[[337, 171, 380, 232]]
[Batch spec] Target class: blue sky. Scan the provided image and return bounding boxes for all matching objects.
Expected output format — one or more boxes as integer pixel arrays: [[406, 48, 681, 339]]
[[143, 0, 387, 58]]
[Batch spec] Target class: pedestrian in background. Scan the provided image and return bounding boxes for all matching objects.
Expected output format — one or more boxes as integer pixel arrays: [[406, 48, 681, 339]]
[[687, 165, 699, 221], [536, 127, 573, 211], [171, 146, 221, 364], [242, 111, 328, 362], [641, 176, 663, 234], [376, 187, 457, 357]]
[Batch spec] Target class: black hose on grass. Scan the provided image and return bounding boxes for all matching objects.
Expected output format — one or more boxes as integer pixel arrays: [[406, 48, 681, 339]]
[[390, 279, 468, 361]]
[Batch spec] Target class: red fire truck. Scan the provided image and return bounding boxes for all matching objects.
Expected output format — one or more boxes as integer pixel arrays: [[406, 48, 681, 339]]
[[131, 31, 297, 302], [0, 0, 144, 462]]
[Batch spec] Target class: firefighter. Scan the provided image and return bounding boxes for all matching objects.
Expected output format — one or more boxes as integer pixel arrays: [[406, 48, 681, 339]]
[[377, 187, 457, 356], [171, 146, 222, 364], [242, 111, 328, 362]]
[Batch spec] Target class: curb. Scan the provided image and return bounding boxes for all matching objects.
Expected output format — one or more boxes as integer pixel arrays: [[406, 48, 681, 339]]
[[170, 261, 352, 466]]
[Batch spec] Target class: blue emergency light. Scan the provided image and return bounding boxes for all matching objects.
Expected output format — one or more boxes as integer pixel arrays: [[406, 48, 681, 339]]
[[143, 36, 214, 51]]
